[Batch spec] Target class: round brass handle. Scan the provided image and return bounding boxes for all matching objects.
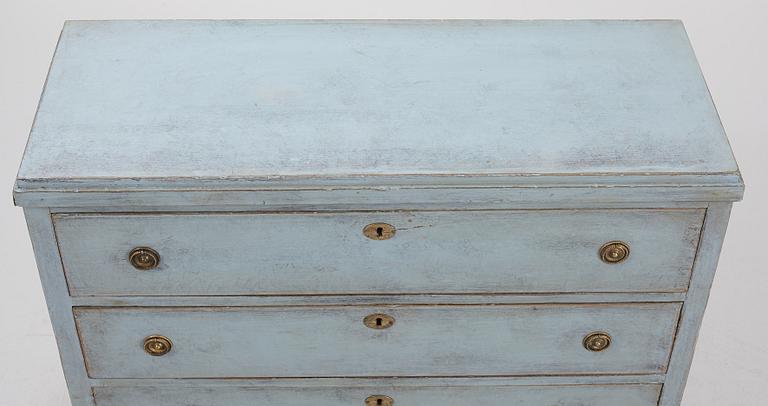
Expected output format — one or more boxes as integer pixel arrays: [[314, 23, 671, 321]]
[[363, 223, 396, 240], [599, 241, 630, 264], [365, 395, 394, 406], [143, 335, 172, 356], [129, 247, 160, 270], [583, 332, 612, 352], [363, 313, 395, 330]]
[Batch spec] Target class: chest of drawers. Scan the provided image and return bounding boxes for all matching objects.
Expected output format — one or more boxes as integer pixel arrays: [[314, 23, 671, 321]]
[[15, 20, 743, 406]]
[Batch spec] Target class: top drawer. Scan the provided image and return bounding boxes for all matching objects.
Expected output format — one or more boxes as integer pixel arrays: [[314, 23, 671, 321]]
[[53, 209, 703, 296]]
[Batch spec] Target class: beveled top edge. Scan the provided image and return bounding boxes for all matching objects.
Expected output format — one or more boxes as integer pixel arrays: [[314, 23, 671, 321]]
[[13, 171, 744, 208], [14, 171, 744, 192]]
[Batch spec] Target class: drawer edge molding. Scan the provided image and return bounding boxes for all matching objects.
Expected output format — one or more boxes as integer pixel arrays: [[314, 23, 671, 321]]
[[90, 381, 664, 406], [69, 292, 688, 307], [87, 374, 668, 387]]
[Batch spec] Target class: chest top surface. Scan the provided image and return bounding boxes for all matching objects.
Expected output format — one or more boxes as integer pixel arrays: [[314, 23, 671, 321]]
[[15, 20, 741, 198]]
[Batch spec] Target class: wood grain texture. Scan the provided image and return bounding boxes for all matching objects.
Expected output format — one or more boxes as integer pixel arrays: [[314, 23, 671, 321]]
[[15, 20, 741, 195], [85, 375, 666, 387], [53, 209, 703, 296], [659, 203, 732, 405], [73, 303, 681, 379], [86, 375, 666, 386], [69, 292, 687, 307], [15, 20, 743, 406], [45, 201, 713, 213], [23, 208, 94, 406], [92, 383, 662, 406]]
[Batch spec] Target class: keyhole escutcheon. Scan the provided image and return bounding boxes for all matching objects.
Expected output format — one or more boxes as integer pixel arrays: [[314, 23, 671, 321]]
[[365, 395, 394, 406], [363, 313, 395, 330], [363, 223, 396, 240]]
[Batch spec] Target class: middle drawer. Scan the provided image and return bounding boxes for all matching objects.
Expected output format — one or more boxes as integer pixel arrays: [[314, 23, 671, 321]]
[[74, 303, 681, 379], [54, 209, 703, 296]]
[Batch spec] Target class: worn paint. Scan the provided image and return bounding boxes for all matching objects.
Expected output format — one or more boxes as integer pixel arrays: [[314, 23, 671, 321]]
[[92, 383, 663, 406], [14, 20, 743, 406], [53, 209, 703, 296], [73, 303, 681, 379], [14, 20, 741, 202]]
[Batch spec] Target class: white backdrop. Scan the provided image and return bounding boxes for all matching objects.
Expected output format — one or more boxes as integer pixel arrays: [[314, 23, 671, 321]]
[[1, 1, 765, 404]]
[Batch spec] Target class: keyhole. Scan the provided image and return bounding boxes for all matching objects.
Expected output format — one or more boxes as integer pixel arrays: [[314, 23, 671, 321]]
[[364, 313, 394, 329], [363, 223, 395, 240], [366, 395, 393, 406]]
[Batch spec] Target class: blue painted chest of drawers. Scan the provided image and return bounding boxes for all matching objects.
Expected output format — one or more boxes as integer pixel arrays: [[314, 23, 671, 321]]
[[14, 20, 743, 406]]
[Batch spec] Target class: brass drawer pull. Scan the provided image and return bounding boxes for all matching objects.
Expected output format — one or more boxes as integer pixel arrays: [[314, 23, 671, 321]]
[[129, 247, 160, 270], [365, 395, 394, 406], [363, 223, 396, 240], [363, 313, 395, 329], [599, 241, 630, 264], [143, 335, 172, 356], [583, 332, 612, 352]]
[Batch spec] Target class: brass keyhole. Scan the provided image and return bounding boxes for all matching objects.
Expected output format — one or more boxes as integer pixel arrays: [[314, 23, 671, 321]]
[[365, 395, 393, 406], [363, 223, 396, 240], [364, 313, 395, 329]]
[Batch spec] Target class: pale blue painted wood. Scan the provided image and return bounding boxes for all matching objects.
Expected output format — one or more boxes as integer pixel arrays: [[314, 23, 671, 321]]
[[659, 203, 733, 405], [53, 209, 703, 296], [92, 383, 662, 406], [73, 303, 681, 378], [15, 20, 741, 198], [23, 208, 94, 406], [14, 181, 743, 209], [86, 375, 666, 386], [69, 292, 687, 307], [15, 20, 743, 406]]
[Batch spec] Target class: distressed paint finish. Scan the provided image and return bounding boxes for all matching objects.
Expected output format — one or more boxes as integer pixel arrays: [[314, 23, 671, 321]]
[[659, 203, 733, 405], [73, 303, 681, 379], [14, 20, 741, 199], [85, 375, 666, 386], [54, 209, 703, 296], [23, 209, 94, 405], [69, 292, 687, 307], [14, 20, 743, 406], [92, 383, 662, 406], [15, 183, 743, 209]]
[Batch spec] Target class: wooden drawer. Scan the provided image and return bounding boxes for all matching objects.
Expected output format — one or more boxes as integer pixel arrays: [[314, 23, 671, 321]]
[[92, 382, 662, 405], [74, 303, 681, 379], [55, 209, 703, 296]]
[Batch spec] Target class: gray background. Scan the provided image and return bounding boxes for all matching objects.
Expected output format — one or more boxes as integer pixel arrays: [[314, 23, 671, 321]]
[[1, 1, 765, 404]]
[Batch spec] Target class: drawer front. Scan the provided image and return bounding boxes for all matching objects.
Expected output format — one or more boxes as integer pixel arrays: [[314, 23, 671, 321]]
[[74, 303, 681, 378], [55, 209, 703, 296], [93, 383, 662, 406]]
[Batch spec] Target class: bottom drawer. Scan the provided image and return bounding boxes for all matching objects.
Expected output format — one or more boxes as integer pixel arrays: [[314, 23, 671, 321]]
[[93, 382, 662, 406]]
